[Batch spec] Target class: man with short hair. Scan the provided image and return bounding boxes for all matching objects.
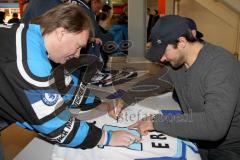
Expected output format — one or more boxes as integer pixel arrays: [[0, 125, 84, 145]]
[[0, 4, 139, 153], [128, 15, 240, 160], [88, 0, 103, 15]]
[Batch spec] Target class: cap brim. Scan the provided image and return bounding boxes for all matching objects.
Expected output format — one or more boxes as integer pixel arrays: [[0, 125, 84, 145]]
[[145, 44, 168, 62], [196, 31, 203, 39]]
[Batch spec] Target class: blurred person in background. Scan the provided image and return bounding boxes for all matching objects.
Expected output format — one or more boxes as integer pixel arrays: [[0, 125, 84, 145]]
[[8, 12, 20, 24], [0, 11, 5, 24]]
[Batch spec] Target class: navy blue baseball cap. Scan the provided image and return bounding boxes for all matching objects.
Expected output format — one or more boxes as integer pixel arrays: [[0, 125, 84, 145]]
[[146, 15, 190, 62]]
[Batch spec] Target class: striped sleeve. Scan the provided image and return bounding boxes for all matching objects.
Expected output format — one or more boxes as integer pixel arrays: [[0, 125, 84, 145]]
[[32, 109, 102, 148]]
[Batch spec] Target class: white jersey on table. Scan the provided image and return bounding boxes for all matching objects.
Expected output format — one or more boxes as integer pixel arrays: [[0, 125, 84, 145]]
[[52, 104, 201, 160]]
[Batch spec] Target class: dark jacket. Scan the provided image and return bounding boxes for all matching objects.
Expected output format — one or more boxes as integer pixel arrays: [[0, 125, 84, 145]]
[[0, 23, 103, 148]]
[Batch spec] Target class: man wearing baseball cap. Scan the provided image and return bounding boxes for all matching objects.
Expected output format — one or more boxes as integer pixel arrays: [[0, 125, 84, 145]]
[[130, 15, 240, 159]]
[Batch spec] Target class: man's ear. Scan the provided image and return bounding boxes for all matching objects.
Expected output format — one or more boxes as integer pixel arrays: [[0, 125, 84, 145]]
[[55, 27, 65, 42], [177, 37, 187, 48]]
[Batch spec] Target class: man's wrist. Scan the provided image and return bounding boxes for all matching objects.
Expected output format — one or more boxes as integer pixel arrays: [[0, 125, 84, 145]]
[[97, 130, 112, 148]]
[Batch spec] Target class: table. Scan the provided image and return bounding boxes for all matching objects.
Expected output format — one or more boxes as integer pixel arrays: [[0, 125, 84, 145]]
[[14, 92, 201, 160]]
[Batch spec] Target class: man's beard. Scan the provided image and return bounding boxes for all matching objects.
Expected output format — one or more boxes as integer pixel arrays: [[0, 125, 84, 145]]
[[170, 57, 185, 69], [171, 62, 182, 68]]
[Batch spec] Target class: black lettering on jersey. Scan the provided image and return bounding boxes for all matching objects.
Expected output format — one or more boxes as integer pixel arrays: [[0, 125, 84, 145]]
[[152, 142, 169, 148], [65, 117, 73, 130], [150, 133, 169, 149], [72, 83, 86, 107], [51, 117, 74, 143], [56, 130, 69, 142], [150, 133, 167, 140]]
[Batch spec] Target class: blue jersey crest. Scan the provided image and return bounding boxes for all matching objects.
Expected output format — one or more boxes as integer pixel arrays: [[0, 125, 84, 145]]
[[42, 92, 60, 106]]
